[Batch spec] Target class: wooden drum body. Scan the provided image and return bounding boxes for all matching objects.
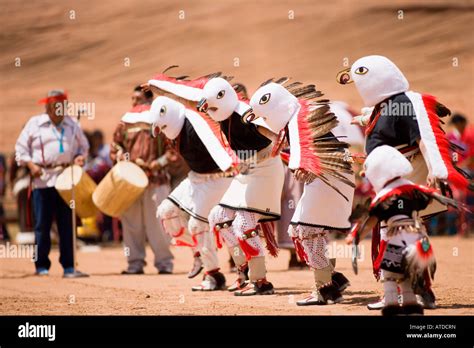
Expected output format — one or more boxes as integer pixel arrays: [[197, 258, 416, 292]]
[[92, 161, 149, 217], [55, 165, 98, 218]]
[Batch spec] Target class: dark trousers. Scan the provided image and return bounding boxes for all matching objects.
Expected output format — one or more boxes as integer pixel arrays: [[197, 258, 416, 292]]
[[32, 187, 73, 270]]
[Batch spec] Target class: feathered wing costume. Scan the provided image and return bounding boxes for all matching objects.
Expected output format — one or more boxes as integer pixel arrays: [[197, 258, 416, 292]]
[[150, 96, 236, 291], [338, 55, 471, 193], [404, 91, 469, 190], [249, 80, 355, 305]]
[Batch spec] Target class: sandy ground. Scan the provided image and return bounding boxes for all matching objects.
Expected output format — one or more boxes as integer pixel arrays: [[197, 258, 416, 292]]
[[1, 0, 473, 153], [0, 236, 472, 315]]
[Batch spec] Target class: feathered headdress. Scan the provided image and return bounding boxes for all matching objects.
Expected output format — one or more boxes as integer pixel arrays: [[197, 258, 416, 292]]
[[148, 68, 240, 169], [250, 78, 355, 200]]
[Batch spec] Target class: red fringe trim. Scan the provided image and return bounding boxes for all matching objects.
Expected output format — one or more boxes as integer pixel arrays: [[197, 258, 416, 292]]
[[371, 184, 437, 208], [422, 94, 468, 190], [260, 222, 279, 257], [129, 104, 151, 113], [292, 237, 308, 264], [373, 239, 387, 281], [213, 226, 223, 249], [174, 234, 198, 248], [238, 238, 260, 261], [371, 223, 382, 280], [294, 99, 322, 175], [151, 74, 248, 102], [364, 109, 381, 136], [280, 151, 290, 165], [151, 73, 209, 89], [271, 128, 287, 157]]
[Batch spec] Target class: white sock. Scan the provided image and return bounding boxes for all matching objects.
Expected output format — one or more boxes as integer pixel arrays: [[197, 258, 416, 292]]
[[399, 280, 417, 305]]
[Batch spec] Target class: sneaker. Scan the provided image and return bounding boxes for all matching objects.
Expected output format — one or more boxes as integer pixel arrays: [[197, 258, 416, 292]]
[[234, 279, 275, 296], [367, 295, 403, 310], [228, 263, 249, 292], [367, 297, 385, 310], [192, 270, 226, 291], [331, 272, 350, 292], [297, 284, 343, 306], [296, 292, 326, 306], [63, 268, 89, 278], [188, 255, 203, 279], [417, 289, 436, 309], [35, 268, 49, 276], [121, 269, 144, 275]]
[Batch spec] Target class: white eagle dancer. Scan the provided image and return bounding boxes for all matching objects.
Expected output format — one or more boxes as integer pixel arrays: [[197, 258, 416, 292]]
[[148, 72, 285, 296], [149, 95, 236, 291], [249, 79, 356, 305]]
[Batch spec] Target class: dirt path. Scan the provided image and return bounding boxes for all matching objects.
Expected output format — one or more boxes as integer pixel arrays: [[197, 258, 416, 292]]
[[1, 236, 472, 315]]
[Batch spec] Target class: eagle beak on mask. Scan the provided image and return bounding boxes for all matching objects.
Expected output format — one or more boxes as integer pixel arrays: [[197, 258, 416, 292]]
[[241, 108, 257, 123], [336, 68, 354, 85], [197, 98, 209, 113]]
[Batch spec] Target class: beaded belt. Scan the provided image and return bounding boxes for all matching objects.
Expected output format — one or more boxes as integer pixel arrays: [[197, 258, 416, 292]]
[[387, 217, 425, 235], [188, 170, 235, 183]]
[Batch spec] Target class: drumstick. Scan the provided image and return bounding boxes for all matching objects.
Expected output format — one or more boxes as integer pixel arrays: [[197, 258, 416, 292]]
[[68, 108, 88, 277]]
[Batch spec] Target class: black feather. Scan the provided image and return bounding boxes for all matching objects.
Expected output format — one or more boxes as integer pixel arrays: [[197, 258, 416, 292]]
[[162, 65, 179, 74]]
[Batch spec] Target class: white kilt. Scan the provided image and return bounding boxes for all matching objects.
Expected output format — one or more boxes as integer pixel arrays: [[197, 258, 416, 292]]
[[219, 155, 285, 221], [168, 171, 233, 222], [291, 173, 355, 229]]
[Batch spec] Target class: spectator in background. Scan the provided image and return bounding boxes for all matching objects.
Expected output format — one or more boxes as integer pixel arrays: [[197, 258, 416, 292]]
[[448, 114, 474, 169], [110, 85, 174, 275], [9, 153, 35, 237], [82, 129, 113, 242], [85, 130, 112, 182], [132, 84, 153, 107], [446, 113, 474, 235]]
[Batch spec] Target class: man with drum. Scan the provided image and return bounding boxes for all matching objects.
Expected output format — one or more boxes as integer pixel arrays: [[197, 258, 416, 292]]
[[110, 86, 174, 275], [15, 90, 89, 278]]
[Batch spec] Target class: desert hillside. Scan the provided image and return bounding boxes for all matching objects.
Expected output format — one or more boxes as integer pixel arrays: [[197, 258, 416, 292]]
[[1, 0, 473, 152]]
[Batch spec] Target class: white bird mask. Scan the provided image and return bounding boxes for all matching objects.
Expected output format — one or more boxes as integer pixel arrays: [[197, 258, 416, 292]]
[[337, 55, 409, 107], [249, 82, 300, 133], [197, 77, 240, 122], [150, 96, 185, 140]]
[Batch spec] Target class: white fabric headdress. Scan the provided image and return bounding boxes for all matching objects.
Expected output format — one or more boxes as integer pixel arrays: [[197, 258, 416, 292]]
[[351, 55, 409, 107], [364, 145, 413, 192]]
